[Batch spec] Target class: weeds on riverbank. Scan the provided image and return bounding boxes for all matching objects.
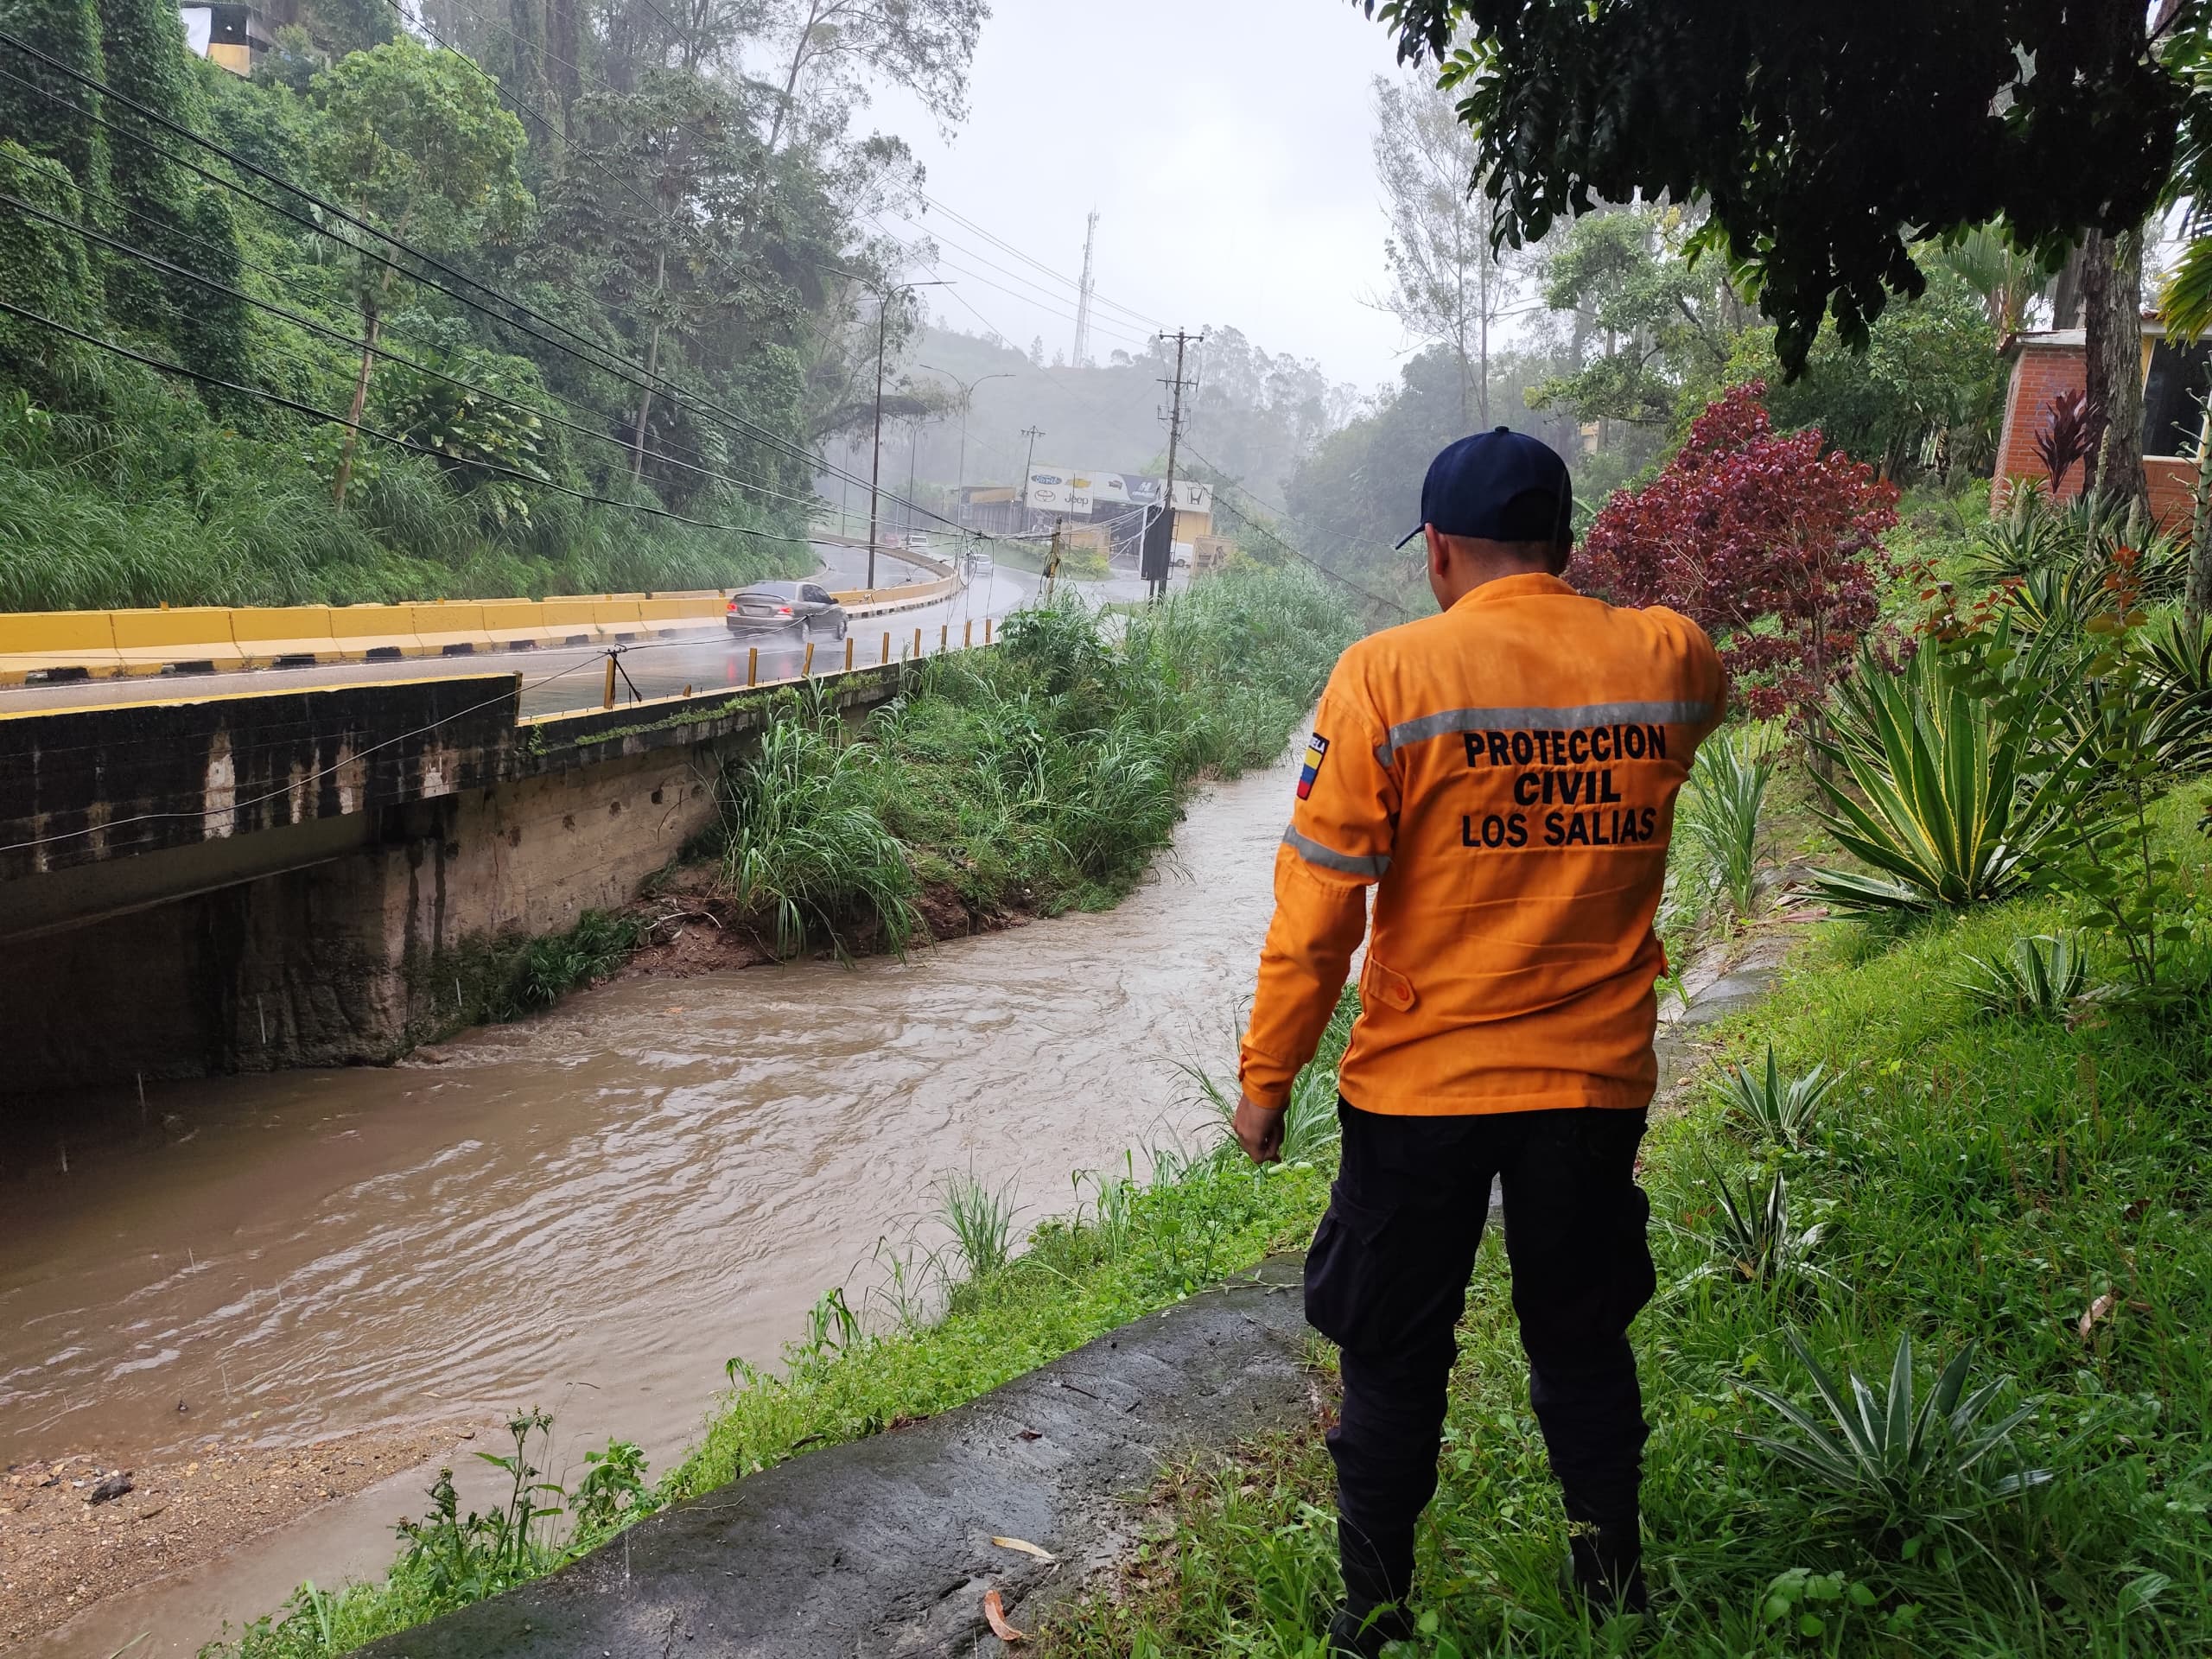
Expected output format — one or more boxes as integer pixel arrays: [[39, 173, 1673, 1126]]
[[213, 1414, 658, 1657], [1036, 801, 2212, 1658], [704, 568, 1361, 954], [402, 909, 645, 1044]]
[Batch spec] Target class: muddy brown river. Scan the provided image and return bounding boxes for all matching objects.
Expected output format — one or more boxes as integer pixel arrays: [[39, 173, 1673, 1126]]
[[1, 745, 1300, 1656]]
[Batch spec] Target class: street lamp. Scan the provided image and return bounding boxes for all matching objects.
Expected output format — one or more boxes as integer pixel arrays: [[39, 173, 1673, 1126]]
[[918, 365, 1014, 514], [817, 265, 950, 591]]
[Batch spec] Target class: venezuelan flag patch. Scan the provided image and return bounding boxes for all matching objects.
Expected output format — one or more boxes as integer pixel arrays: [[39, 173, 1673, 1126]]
[[1296, 732, 1329, 799]]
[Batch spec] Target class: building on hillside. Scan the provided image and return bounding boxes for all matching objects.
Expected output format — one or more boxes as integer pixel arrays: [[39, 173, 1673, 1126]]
[[180, 2, 284, 74], [955, 467, 1212, 562], [1993, 315, 2209, 522]]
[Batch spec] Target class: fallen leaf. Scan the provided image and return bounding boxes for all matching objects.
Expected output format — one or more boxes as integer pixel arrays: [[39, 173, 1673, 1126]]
[[982, 1588, 1026, 1643], [2079, 1292, 2118, 1342], [992, 1535, 1056, 1562]]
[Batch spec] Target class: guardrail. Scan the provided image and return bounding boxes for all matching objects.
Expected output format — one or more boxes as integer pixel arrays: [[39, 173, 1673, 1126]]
[[0, 569, 965, 686], [532, 612, 1001, 721]]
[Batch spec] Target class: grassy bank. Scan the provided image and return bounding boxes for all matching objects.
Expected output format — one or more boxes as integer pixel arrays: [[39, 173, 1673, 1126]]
[[707, 566, 1363, 950], [1039, 798, 2212, 1657]]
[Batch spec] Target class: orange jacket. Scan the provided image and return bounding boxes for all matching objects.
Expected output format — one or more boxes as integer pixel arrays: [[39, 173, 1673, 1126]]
[[1239, 572, 1726, 1117]]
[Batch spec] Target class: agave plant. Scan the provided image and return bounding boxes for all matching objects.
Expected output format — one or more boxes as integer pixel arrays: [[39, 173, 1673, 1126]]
[[1676, 1160, 1836, 1294], [1677, 729, 1777, 922], [1738, 1328, 2051, 1533], [1808, 647, 2083, 914], [1713, 1046, 1839, 1153], [1955, 933, 2089, 1020]]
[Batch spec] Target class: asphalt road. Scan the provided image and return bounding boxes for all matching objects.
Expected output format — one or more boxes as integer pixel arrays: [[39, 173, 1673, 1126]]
[[0, 549, 1173, 721]]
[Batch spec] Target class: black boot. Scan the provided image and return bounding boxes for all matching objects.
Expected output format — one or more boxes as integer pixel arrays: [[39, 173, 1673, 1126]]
[[1327, 1600, 1415, 1658], [1568, 1521, 1648, 1618]]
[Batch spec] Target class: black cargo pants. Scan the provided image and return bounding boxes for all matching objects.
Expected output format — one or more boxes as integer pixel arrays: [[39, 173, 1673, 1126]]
[[1304, 1098, 1656, 1613]]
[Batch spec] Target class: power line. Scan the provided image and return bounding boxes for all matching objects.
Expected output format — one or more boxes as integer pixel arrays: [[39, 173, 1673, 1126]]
[[0, 186, 834, 518], [886, 228, 1413, 615], [914, 192, 1169, 331], [880, 215, 1154, 350], [0, 37, 980, 541], [0, 296, 811, 542]]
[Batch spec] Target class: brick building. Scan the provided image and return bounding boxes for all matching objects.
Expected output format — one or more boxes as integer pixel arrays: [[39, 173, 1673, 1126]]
[[1993, 317, 2208, 522]]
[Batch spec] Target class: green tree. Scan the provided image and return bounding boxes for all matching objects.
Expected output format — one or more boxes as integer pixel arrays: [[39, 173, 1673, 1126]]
[[0, 0, 106, 191], [308, 37, 531, 505], [0, 139, 99, 382], [1359, 1, 2176, 367], [763, 0, 988, 150], [1529, 204, 1744, 435], [1759, 268, 2006, 483], [95, 0, 246, 378], [1370, 69, 1522, 428]]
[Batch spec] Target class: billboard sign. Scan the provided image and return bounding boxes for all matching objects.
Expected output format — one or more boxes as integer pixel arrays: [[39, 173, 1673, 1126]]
[[1171, 479, 1213, 514], [1026, 468, 1077, 512]]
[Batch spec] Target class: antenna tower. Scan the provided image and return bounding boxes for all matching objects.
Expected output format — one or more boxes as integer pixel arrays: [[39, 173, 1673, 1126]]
[[1071, 209, 1099, 367]]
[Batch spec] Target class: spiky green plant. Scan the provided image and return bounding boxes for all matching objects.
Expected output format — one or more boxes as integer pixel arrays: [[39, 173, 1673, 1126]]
[[715, 710, 920, 959], [1713, 1045, 1838, 1153], [1738, 1328, 2051, 1534], [1676, 1160, 1836, 1294], [1677, 728, 1776, 922], [1955, 932, 2089, 1020], [1808, 647, 2082, 914]]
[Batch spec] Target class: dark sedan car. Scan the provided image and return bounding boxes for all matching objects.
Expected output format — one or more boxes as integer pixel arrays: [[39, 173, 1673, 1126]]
[[725, 580, 848, 639]]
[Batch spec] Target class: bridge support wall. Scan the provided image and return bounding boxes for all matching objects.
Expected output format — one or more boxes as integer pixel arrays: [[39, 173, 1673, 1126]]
[[0, 670, 900, 1097]]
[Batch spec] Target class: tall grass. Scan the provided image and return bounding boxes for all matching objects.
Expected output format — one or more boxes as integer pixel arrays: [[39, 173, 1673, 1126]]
[[0, 370, 810, 610], [861, 571, 1362, 918], [715, 709, 922, 959]]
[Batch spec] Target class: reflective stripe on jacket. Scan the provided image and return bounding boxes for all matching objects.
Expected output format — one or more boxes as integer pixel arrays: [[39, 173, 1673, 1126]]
[[1239, 571, 1726, 1116]]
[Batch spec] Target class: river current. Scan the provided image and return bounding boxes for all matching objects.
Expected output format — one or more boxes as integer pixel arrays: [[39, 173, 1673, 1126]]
[[1, 744, 1300, 1656]]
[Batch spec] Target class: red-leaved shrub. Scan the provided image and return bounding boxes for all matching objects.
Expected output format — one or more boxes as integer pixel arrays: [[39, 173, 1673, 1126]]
[[1577, 382, 1899, 720]]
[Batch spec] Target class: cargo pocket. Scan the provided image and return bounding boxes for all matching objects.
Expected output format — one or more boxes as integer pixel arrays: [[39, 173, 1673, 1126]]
[[1304, 1182, 1408, 1353]]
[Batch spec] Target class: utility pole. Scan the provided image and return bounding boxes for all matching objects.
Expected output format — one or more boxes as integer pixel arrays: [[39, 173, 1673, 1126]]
[[1152, 327, 1203, 600], [1019, 423, 1045, 534], [919, 364, 1014, 512], [630, 243, 667, 480], [1071, 209, 1099, 367], [815, 266, 949, 591]]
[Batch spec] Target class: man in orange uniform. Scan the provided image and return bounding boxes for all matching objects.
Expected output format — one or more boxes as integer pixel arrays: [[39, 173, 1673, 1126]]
[[1233, 429, 1725, 1655]]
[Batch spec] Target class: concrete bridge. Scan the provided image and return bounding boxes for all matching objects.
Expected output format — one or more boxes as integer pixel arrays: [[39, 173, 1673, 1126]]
[[0, 664, 912, 1096]]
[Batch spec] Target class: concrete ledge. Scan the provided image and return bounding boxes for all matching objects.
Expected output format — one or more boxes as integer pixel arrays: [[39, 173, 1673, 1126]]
[[361, 1255, 1314, 1659], [0, 570, 971, 683]]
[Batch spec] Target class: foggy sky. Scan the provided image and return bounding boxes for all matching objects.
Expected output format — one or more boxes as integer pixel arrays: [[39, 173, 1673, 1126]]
[[866, 0, 1414, 396]]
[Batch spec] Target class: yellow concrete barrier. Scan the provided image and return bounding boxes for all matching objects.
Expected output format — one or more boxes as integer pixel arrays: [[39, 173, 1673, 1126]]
[[0, 567, 972, 687], [537, 599, 601, 645], [326, 604, 428, 658], [111, 607, 246, 672], [478, 600, 550, 649], [0, 611, 123, 682], [590, 599, 647, 641], [410, 602, 489, 655], [637, 596, 719, 632], [228, 606, 338, 666]]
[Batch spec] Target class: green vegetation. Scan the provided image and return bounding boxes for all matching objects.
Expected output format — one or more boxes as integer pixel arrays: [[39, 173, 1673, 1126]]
[[403, 907, 644, 1046], [0, 0, 981, 609], [1037, 809, 2212, 1657], [705, 567, 1363, 950]]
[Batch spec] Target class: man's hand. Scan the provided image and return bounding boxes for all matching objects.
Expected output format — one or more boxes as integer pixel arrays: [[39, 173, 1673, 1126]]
[[1233, 1091, 1287, 1165]]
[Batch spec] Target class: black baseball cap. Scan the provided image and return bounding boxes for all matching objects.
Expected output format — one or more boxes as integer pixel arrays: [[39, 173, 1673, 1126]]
[[1395, 426, 1574, 550]]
